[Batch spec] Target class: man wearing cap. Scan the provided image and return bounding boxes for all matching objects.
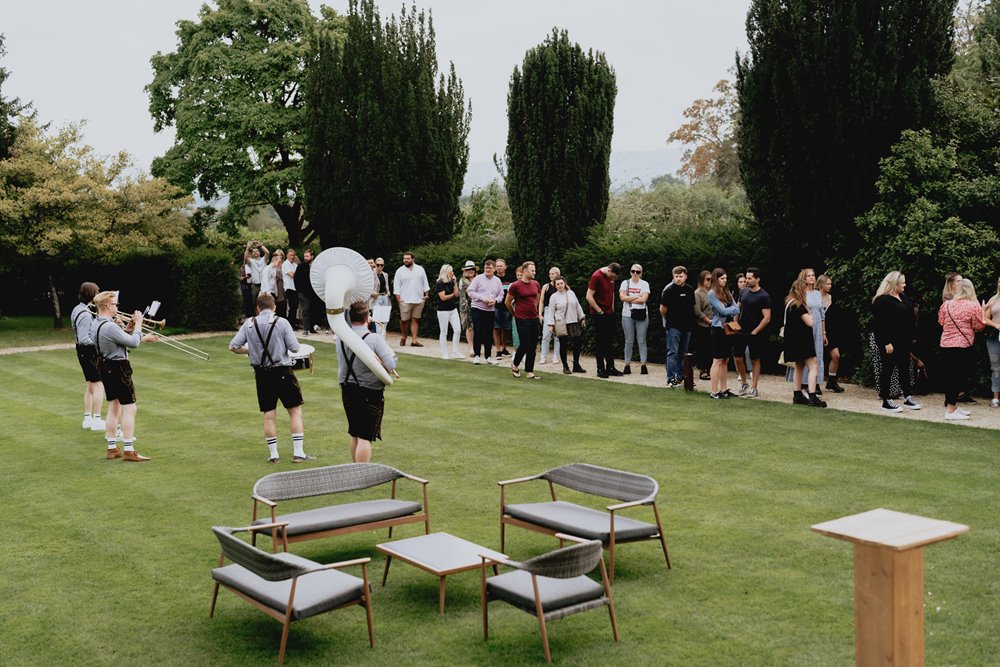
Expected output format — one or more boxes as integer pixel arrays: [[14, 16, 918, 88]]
[[458, 260, 478, 354], [586, 262, 623, 378], [393, 251, 430, 346], [229, 292, 314, 464]]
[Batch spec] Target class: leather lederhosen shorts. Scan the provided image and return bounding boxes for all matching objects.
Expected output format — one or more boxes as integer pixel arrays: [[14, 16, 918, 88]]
[[340, 382, 385, 441], [101, 359, 136, 405], [76, 344, 101, 382], [254, 366, 304, 412]]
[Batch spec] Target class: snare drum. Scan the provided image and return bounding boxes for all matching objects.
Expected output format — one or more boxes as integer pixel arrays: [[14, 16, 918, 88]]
[[290, 343, 315, 374]]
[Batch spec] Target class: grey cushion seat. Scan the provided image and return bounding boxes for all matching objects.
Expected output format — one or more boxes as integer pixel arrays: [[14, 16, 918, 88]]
[[252, 499, 422, 537], [212, 552, 364, 620], [505, 501, 658, 542], [487, 569, 605, 615]]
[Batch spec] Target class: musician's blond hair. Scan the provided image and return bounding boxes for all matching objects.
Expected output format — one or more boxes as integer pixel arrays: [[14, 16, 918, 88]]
[[93, 291, 117, 310]]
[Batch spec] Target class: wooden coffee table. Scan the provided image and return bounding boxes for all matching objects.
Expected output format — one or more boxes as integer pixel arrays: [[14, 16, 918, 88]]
[[376, 532, 506, 614]]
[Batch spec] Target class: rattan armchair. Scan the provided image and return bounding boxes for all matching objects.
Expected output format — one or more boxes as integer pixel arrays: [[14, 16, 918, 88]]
[[209, 523, 374, 665], [480, 533, 618, 663]]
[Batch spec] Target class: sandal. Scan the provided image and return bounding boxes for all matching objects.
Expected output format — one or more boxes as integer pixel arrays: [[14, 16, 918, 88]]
[[511, 367, 521, 378], [526, 373, 541, 381]]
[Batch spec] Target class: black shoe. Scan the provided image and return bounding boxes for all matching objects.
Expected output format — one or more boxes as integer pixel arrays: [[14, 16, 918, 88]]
[[607, 368, 624, 377], [957, 394, 977, 404], [793, 392, 810, 405], [562, 367, 572, 375], [623, 365, 631, 375], [640, 365, 648, 375], [723, 389, 737, 398], [699, 371, 711, 381], [814, 386, 822, 395], [597, 371, 609, 378], [826, 379, 845, 393], [572, 365, 586, 373], [808, 393, 827, 408]]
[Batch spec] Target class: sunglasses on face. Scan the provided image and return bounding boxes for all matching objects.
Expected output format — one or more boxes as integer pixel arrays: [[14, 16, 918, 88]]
[[631, 270, 642, 274]]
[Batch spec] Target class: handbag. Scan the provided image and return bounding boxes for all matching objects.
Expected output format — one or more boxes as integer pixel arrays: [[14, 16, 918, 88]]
[[777, 351, 795, 368], [723, 320, 741, 335], [554, 320, 568, 337], [630, 307, 646, 321]]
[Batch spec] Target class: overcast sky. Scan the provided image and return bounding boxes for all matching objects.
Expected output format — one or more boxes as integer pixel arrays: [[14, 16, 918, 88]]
[[2, 0, 751, 170]]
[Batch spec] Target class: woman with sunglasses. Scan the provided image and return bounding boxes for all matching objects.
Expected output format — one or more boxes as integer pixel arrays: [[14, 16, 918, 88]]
[[619, 264, 650, 374]]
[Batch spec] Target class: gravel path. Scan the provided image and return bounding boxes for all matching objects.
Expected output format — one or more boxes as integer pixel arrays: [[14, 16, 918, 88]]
[[6, 331, 998, 430]]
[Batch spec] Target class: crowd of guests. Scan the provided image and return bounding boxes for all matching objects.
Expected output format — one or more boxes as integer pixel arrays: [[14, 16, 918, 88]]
[[237, 243, 1000, 422]]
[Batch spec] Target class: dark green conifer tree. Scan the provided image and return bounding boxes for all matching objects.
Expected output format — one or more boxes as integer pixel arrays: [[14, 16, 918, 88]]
[[303, 0, 470, 255], [503, 29, 616, 267], [736, 0, 955, 274]]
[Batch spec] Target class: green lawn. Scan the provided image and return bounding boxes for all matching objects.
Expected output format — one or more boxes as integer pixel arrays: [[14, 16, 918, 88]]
[[0, 315, 191, 349], [0, 337, 997, 666]]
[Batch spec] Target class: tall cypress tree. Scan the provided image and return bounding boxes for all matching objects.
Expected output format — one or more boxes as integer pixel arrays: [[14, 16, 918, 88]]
[[504, 29, 616, 267], [736, 0, 955, 274], [303, 0, 470, 255], [0, 34, 31, 161]]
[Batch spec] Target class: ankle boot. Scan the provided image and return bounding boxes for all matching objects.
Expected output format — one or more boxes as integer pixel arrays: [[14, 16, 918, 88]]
[[808, 392, 827, 408], [826, 376, 845, 393], [793, 391, 809, 405]]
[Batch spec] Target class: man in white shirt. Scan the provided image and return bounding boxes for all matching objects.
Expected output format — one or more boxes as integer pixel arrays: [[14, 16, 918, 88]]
[[392, 251, 429, 346], [283, 249, 299, 328], [244, 241, 269, 305]]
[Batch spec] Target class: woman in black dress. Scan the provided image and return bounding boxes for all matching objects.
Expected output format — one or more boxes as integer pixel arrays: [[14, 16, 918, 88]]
[[783, 279, 826, 407], [817, 274, 844, 392]]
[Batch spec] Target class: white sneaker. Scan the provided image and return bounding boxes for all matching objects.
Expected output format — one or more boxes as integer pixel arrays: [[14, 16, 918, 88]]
[[473, 356, 482, 365], [902, 396, 921, 410], [957, 408, 971, 416], [90, 418, 107, 431], [538, 359, 547, 365], [991, 398, 1000, 408], [82, 416, 92, 429], [737, 383, 750, 396], [486, 357, 499, 365], [945, 411, 970, 420]]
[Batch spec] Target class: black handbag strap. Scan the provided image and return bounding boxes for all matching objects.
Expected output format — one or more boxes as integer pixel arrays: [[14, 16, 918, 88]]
[[945, 301, 973, 347]]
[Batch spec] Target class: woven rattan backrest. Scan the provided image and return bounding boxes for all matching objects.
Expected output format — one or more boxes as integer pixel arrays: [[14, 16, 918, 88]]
[[541, 463, 658, 503], [520, 540, 604, 579], [253, 463, 405, 501], [212, 527, 308, 581]]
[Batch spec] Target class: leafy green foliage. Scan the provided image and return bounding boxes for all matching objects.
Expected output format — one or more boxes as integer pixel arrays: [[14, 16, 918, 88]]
[[303, 0, 470, 256], [504, 29, 616, 270], [147, 0, 343, 246], [736, 0, 955, 273], [176, 248, 242, 330], [0, 34, 31, 161]]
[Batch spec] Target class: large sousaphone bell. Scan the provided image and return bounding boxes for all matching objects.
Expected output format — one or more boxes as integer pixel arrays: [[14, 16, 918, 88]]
[[310, 247, 394, 385]]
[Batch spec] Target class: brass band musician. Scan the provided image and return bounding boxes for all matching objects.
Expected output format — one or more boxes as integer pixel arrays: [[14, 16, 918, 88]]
[[71, 282, 105, 431], [229, 292, 314, 464], [91, 291, 157, 462]]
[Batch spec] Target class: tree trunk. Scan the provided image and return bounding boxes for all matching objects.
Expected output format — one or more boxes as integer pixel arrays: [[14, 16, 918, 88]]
[[49, 273, 64, 329], [273, 201, 306, 248]]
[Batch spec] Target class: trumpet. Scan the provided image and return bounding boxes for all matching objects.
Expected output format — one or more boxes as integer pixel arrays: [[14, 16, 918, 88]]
[[88, 303, 210, 362]]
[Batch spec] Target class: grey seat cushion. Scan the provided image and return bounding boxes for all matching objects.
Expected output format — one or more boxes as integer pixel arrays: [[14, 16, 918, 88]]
[[487, 569, 604, 614], [505, 501, 657, 542], [253, 499, 422, 537], [213, 552, 364, 620]]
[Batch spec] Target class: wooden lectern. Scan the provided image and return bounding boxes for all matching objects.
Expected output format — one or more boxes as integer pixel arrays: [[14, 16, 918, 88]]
[[811, 508, 968, 667]]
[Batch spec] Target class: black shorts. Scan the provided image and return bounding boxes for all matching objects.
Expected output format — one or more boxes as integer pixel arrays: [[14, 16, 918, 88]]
[[341, 383, 385, 441], [76, 344, 101, 382], [731, 333, 766, 361], [101, 359, 136, 405], [710, 327, 732, 360], [254, 367, 304, 412]]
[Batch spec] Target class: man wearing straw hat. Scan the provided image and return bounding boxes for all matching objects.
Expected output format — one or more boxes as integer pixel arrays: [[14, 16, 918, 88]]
[[91, 291, 158, 462], [229, 293, 314, 464]]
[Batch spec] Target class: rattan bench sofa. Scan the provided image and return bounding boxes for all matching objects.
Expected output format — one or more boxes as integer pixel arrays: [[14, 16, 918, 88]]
[[251, 463, 430, 551], [498, 463, 670, 584]]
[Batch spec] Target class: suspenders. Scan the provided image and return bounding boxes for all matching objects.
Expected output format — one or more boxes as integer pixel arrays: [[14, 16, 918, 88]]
[[341, 333, 371, 386], [252, 314, 281, 368]]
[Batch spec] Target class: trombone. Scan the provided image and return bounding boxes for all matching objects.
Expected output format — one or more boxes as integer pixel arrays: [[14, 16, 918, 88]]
[[88, 303, 211, 362]]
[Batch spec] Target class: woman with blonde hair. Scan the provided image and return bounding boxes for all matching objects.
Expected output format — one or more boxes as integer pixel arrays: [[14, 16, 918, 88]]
[[816, 274, 844, 392], [619, 263, 651, 375], [783, 279, 825, 407], [939, 279, 985, 420], [435, 264, 462, 359], [872, 271, 921, 413], [982, 277, 1000, 407], [549, 276, 587, 373]]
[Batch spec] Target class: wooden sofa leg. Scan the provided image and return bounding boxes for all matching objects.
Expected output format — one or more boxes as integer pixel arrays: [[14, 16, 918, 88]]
[[209, 582, 220, 618]]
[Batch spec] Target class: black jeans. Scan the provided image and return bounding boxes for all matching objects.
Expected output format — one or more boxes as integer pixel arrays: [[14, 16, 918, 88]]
[[286, 289, 299, 328], [878, 347, 911, 400], [558, 334, 582, 369], [940, 346, 973, 405], [472, 308, 495, 359], [593, 313, 616, 373], [513, 319, 540, 372]]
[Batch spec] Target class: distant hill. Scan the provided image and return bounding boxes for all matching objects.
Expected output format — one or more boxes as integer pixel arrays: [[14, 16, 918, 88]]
[[462, 147, 683, 196]]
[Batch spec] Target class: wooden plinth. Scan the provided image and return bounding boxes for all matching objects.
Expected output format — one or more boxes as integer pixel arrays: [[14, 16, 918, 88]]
[[812, 508, 968, 667]]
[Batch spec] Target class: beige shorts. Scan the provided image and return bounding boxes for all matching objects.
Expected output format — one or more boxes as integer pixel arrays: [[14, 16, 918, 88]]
[[399, 300, 425, 320]]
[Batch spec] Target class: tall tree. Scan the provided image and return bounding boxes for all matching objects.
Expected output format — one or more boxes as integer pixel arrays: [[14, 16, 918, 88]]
[[303, 0, 470, 255], [736, 0, 955, 274], [0, 118, 191, 325], [0, 34, 31, 161], [668, 78, 741, 188], [147, 0, 343, 247], [503, 29, 616, 267]]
